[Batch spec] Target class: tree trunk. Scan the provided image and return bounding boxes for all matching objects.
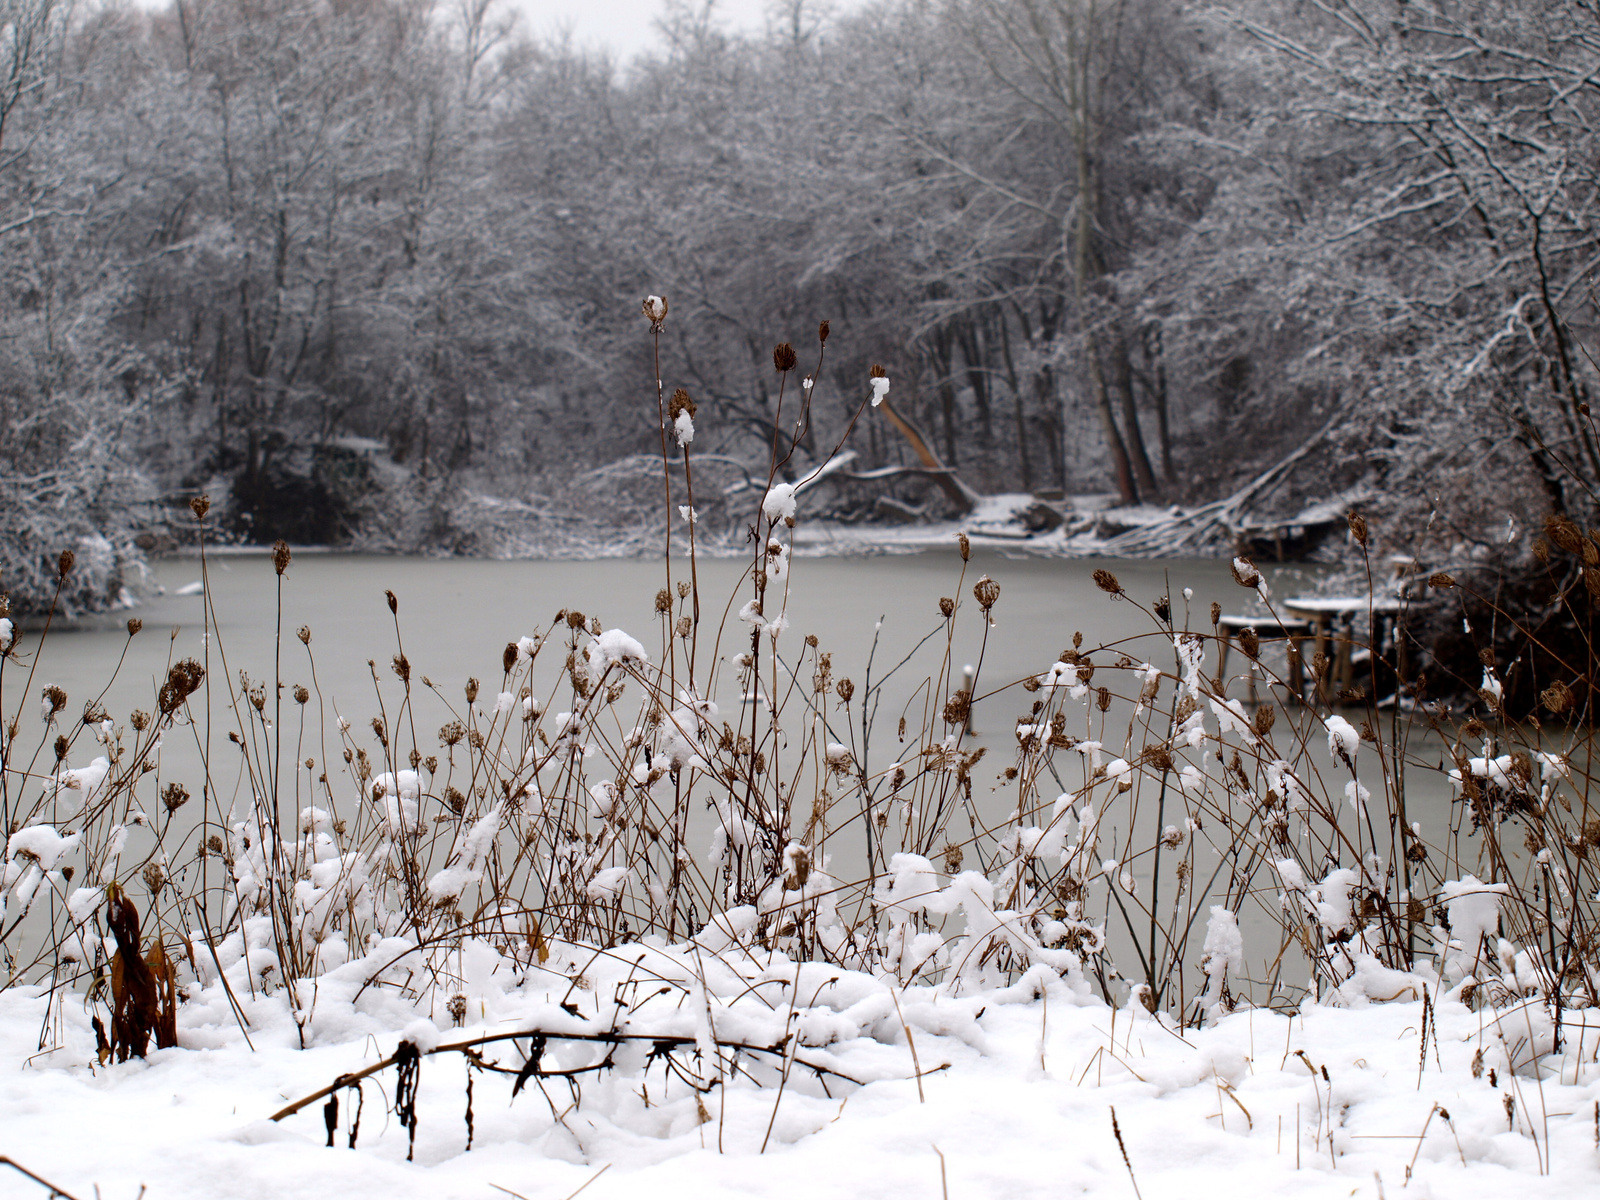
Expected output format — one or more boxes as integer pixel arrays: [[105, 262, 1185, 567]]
[[1142, 320, 1174, 484], [1112, 331, 1159, 499], [874, 397, 980, 514]]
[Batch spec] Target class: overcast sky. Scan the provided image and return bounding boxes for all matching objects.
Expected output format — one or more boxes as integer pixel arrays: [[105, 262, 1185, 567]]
[[508, 0, 785, 63]]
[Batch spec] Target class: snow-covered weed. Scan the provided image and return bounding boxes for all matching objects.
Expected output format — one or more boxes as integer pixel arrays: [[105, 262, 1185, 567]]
[[1, 306, 1597, 1159]]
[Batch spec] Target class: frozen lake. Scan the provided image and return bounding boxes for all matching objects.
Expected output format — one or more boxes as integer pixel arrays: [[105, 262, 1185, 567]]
[[6, 547, 1468, 1004]]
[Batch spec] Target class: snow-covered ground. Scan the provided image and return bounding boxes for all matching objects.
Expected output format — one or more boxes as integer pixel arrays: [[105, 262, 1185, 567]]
[[5, 936, 1597, 1200]]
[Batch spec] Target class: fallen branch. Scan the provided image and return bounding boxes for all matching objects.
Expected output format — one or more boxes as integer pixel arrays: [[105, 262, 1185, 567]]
[[269, 1025, 867, 1124], [0, 1156, 83, 1200], [1100, 413, 1341, 557]]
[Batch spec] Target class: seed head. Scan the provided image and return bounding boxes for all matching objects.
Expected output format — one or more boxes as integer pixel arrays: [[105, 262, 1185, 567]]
[[773, 342, 798, 373], [503, 642, 518, 673], [393, 653, 411, 683], [1254, 703, 1276, 737], [1542, 680, 1574, 714], [297, 625, 311, 644], [676, 615, 692, 639], [973, 575, 1001, 611], [1210, 601, 1222, 626], [1546, 513, 1586, 556], [162, 782, 189, 812], [957, 532, 970, 562], [294, 685, 309, 704], [1092, 569, 1122, 595], [54, 734, 68, 761], [385, 589, 398, 615], [667, 388, 697, 421], [1239, 627, 1260, 659], [131, 709, 149, 731], [836, 677, 855, 704], [939, 596, 955, 619], [142, 862, 165, 894], [1428, 572, 1455, 589], [43, 685, 67, 717], [818, 320, 830, 344], [465, 677, 480, 703], [272, 539, 292, 575], [942, 690, 971, 726], [1347, 511, 1368, 547], [677, 580, 691, 599], [58, 549, 75, 578], [1532, 539, 1550, 564], [156, 659, 205, 715], [190, 494, 211, 520], [1230, 557, 1261, 589], [655, 588, 672, 614], [642, 294, 668, 329], [1153, 595, 1170, 624], [566, 610, 587, 630]]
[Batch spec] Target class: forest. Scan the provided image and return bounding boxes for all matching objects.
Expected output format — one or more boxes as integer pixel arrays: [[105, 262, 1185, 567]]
[[3, 0, 1600, 610]]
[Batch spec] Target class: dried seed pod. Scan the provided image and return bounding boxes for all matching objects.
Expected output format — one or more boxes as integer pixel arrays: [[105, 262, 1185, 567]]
[[942, 690, 971, 726], [1210, 601, 1222, 627], [566, 610, 587, 630], [58, 549, 75, 578], [973, 576, 1001, 610], [1254, 703, 1276, 737], [130, 709, 149, 731], [1541, 680, 1574, 714], [294, 685, 309, 704], [127, 618, 142, 636], [677, 580, 691, 598], [503, 642, 518, 673], [190, 494, 211, 520], [1239, 627, 1260, 659], [1153, 595, 1170, 624], [162, 783, 189, 812], [667, 387, 696, 422], [1546, 513, 1586, 555], [1532, 539, 1550, 564], [869, 363, 887, 379], [1230, 557, 1262, 589], [773, 343, 798, 373], [655, 588, 672, 614], [1092, 569, 1122, 595], [465, 677, 480, 704], [818, 320, 830, 344], [1142, 745, 1174, 772], [394, 654, 411, 684], [1097, 687, 1112, 712], [272, 539, 292, 576], [957, 532, 971, 561], [642, 295, 668, 328], [676, 615, 692, 639], [1427, 572, 1455, 589], [1346, 512, 1368, 547], [836, 677, 855, 703], [939, 596, 955, 619]]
